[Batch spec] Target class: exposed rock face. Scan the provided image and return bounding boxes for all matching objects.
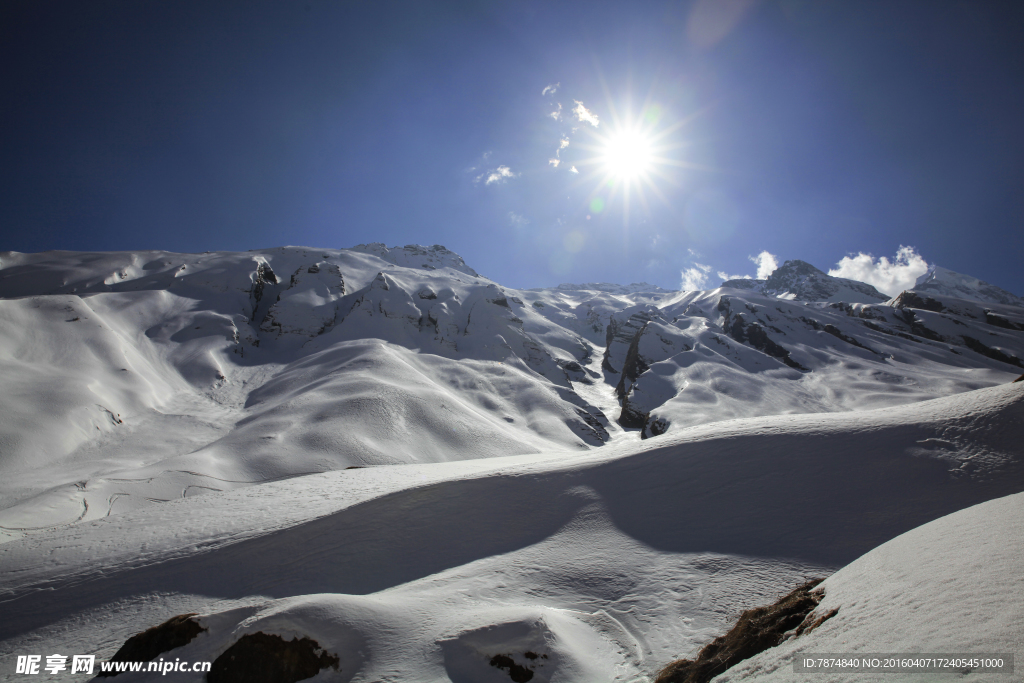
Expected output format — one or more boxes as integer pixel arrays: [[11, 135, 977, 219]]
[[603, 308, 659, 374], [616, 320, 694, 399], [891, 290, 945, 313], [986, 311, 1024, 331], [260, 261, 346, 337], [718, 298, 808, 372], [98, 614, 206, 677], [249, 260, 279, 319], [208, 632, 339, 683], [892, 308, 945, 342], [962, 336, 1024, 369], [799, 316, 879, 354]]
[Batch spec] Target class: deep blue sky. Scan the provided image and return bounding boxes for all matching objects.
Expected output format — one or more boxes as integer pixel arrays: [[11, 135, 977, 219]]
[[2, 0, 1022, 294]]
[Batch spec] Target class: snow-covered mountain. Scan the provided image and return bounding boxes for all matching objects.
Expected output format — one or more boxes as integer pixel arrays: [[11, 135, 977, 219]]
[[722, 259, 888, 303], [545, 282, 675, 295], [912, 264, 1024, 306], [0, 245, 1022, 682]]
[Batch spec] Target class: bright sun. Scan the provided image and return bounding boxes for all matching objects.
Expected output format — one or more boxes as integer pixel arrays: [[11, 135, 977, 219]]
[[568, 99, 696, 225], [602, 130, 653, 180]]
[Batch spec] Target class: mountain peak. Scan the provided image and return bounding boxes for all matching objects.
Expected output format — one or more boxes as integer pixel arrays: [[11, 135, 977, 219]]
[[348, 243, 480, 277], [722, 259, 886, 303], [912, 265, 1023, 306]]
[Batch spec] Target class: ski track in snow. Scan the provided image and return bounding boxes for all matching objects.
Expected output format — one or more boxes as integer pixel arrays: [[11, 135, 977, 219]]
[[0, 246, 1022, 682]]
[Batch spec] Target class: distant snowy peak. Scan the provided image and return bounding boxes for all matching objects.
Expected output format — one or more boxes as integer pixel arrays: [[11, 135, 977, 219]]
[[348, 243, 480, 278], [722, 259, 888, 304], [547, 282, 675, 295], [912, 265, 1023, 307]]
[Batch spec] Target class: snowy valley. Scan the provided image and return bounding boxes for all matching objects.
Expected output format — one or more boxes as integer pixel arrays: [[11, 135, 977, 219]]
[[0, 245, 1022, 682]]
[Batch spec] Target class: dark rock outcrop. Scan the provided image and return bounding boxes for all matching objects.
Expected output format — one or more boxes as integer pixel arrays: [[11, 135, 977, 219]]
[[208, 632, 339, 683], [718, 298, 808, 372], [602, 310, 657, 373], [800, 317, 878, 354], [615, 321, 651, 399], [962, 337, 1024, 368], [98, 614, 206, 677], [891, 291, 945, 313], [894, 309, 945, 342], [489, 654, 535, 682], [655, 579, 831, 683], [985, 311, 1024, 331]]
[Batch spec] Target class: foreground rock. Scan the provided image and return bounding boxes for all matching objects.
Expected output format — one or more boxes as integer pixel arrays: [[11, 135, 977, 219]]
[[97, 614, 206, 677], [655, 579, 831, 683]]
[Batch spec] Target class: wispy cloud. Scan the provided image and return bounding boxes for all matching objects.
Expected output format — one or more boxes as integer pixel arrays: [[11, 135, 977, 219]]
[[549, 102, 562, 121], [681, 262, 712, 291], [508, 211, 530, 228], [749, 251, 779, 279], [718, 271, 751, 281], [550, 136, 571, 163], [828, 246, 929, 296], [542, 83, 560, 96], [573, 100, 600, 127], [475, 165, 519, 185], [569, 166, 579, 174]]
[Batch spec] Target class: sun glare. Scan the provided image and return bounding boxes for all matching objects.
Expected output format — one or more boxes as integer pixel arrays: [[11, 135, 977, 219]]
[[602, 130, 653, 180], [567, 96, 701, 226]]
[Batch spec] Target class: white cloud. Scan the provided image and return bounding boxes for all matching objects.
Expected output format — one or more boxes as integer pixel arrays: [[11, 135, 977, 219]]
[[749, 251, 779, 279], [542, 83, 560, 96], [508, 211, 530, 228], [718, 271, 751, 281], [549, 103, 562, 121], [680, 262, 712, 291], [828, 245, 929, 296], [687, 248, 704, 258], [548, 159, 560, 168], [573, 100, 600, 127], [569, 166, 579, 174], [475, 165, 519, 185], [552, 136, 570, 161]]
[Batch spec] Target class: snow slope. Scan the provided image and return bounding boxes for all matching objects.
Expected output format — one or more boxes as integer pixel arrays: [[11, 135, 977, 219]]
[[0, 381, 1020, 681], [718, 490, 1024, 683], [0, 246, 1022, 681], [0, 247, 611, 541], [1, 247, 1022, 540]]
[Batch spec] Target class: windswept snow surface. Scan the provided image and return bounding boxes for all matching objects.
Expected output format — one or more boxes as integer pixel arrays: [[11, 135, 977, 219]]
[[0, 382, 1022, 681], [0, 246, 1023, 681]]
